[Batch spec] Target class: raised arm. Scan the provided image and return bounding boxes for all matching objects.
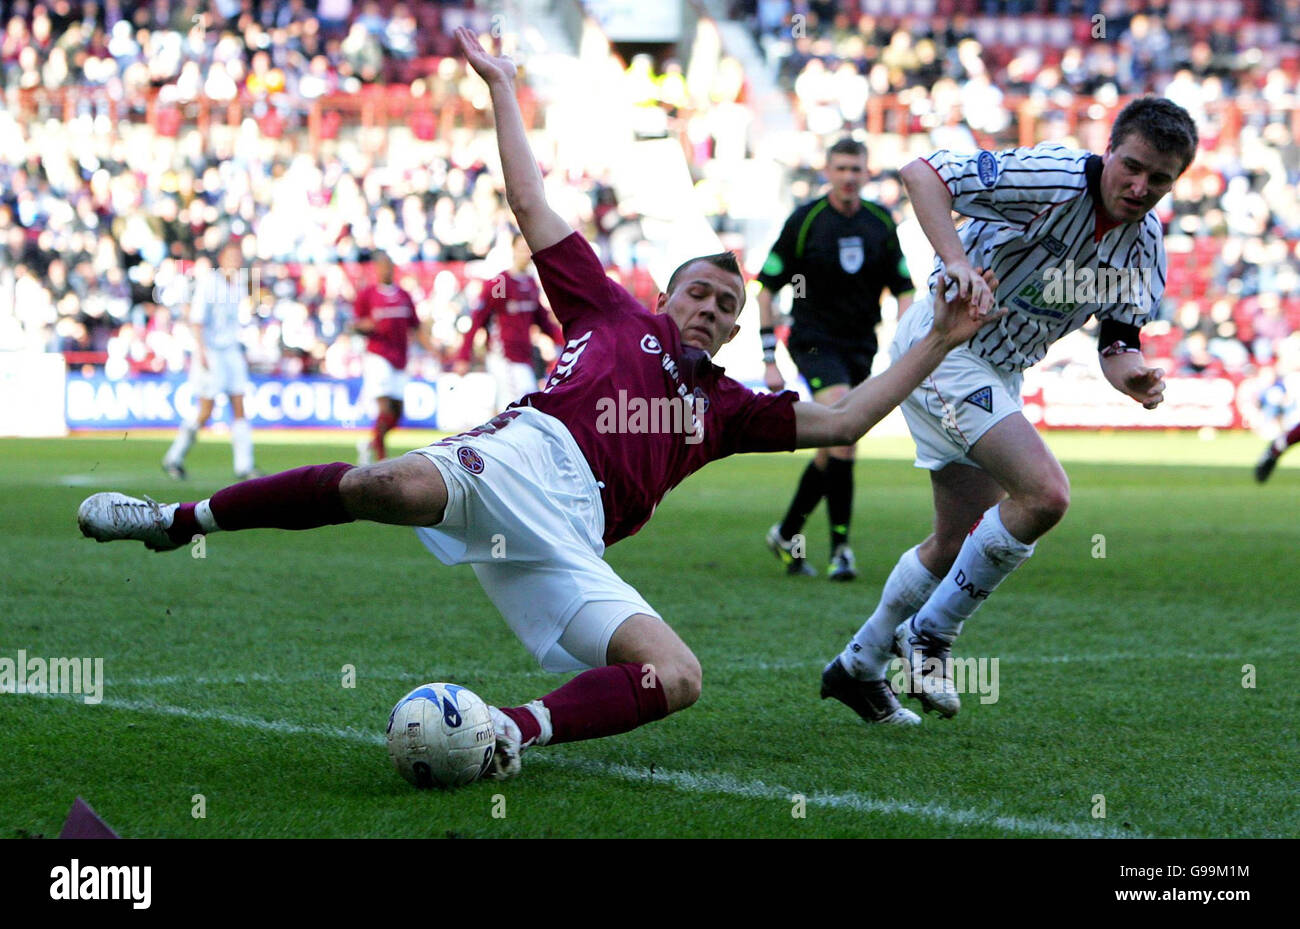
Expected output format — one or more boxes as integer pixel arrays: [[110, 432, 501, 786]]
[[456, 27, 572, 253], [793, 270, 1004, 448]]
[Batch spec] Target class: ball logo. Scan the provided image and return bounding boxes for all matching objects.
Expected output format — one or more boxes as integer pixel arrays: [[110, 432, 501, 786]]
[[640, 334, 662, 354], [692, 387, 710, 415], [457, 446, 485, 474]]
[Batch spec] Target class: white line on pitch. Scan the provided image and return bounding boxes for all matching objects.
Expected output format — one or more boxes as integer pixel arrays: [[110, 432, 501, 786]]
[[28, 691, 1137, 838]]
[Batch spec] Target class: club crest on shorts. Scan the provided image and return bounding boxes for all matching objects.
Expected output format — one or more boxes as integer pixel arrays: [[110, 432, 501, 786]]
[[838, 236, 864, 274], [963, 386, 994, 413], [456, 446, 485, 474], [977, 151, 998, 187]]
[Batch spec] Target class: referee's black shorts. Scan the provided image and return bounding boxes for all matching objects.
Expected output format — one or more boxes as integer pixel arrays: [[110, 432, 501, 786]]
[[787, 333, 877, 393]]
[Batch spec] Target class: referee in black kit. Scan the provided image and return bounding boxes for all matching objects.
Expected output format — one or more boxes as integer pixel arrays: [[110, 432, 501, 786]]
[[759, 138, 915, 580]]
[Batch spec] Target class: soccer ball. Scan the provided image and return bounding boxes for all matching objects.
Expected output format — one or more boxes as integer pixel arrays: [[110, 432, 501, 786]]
[[386, 683, 496, 789]]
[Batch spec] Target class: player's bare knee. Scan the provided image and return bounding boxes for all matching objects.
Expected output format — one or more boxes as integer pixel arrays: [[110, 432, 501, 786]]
[[1038, 481, 1071, 524], [1020, 482, 1070, 531], [342, 458, 445, 524], [661, 653, 702, 712]]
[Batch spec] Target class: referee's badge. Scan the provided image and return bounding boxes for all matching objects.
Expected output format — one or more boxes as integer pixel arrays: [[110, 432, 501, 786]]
[[838, 236, 864, 274]]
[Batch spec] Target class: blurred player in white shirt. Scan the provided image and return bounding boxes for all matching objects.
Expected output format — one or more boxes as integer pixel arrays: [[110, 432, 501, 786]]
[[163, 241, 261, 481]]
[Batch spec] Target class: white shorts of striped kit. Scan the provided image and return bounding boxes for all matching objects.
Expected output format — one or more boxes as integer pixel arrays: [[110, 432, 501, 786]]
[[891, 292, 1023, 472]]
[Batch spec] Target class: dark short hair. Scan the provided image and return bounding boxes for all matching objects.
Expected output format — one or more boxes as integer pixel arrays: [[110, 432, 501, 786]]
[[827, 137, 867, 160], [1109, 97, 1199, 174], [665, 251, 744, 299]]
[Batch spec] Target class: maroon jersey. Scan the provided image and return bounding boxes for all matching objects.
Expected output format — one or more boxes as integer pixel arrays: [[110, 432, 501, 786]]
[[355, 283, 419, 368], [519, 232, 798, 546], [457, 272, 562, 365]]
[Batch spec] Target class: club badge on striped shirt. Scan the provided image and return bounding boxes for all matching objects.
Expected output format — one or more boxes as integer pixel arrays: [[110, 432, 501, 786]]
[[963, 387, 993, 413]]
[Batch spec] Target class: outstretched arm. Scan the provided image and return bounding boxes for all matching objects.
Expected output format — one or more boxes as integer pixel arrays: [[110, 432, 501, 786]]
[[456, 27, 572, 252], [793, 270, 1004, 447]]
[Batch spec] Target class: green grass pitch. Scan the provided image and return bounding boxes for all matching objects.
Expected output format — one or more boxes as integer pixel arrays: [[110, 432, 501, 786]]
[[1, 429, 1296, 838]]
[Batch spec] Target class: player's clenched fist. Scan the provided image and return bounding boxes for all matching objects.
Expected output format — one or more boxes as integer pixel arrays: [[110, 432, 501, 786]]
[[1125, 365, 1166, 410]]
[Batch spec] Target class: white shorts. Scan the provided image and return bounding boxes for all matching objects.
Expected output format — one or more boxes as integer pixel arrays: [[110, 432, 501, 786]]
[[891, 294, 1023, 471], [486, 353, 537, 410], [363, 352, 408, 402], [410, 407, 660, 673], [191, 346, 251, 399]]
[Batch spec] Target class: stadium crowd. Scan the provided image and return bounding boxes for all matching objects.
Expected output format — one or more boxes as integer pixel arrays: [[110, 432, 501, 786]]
[[1, 0, 1298, 397]]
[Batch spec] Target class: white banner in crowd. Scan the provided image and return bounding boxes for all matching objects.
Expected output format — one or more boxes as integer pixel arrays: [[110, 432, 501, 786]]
[[0, 353, 67, 437]]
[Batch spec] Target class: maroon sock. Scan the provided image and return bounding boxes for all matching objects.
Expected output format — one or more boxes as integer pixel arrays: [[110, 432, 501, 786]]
[[498, 706, 542, 746], [504, 662, 670, 746], [1286, 422, 1300, 449], [166, 462, 355, 544]]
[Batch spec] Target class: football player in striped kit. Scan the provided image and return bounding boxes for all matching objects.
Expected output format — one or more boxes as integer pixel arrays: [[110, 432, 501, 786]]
[[162, 241, 261, 481], [823, 97, 1198, 725]]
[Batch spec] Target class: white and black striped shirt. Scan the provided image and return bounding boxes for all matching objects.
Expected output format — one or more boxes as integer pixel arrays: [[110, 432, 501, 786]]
[[924, 143, 1165, 373]]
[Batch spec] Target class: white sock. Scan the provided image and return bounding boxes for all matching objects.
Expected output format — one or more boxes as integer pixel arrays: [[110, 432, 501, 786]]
[[841, 545, 941, 679], [231, 418, 255, 475], [914, 504, 1035, 642], [164, 419, 199, 466], [524, 700, 552, 747], [194, 499, 220, 533]]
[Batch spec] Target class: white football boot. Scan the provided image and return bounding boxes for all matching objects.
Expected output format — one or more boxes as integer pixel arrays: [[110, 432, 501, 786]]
[[893, 616, 961, 718], [77, 493, 182, 552], [484, 706, 523, 781], [483, 701, 553, 781]]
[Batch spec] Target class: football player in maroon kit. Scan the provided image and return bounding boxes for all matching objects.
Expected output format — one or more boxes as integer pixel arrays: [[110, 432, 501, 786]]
[[76, 28, 1003, 779], [454, 232, 564, 411], [353, 252, 434, 463]]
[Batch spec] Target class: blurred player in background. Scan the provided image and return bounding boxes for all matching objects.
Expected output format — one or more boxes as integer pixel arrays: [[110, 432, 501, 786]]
[[78, 27, 1002, 775], [758, 138, 915, 580], [823, 98, 1197, 726], [454, 232, 563, 411], [1254, 411, 1300, 483], [162, 241, 261, 481], [354, 252, 431, 465]]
